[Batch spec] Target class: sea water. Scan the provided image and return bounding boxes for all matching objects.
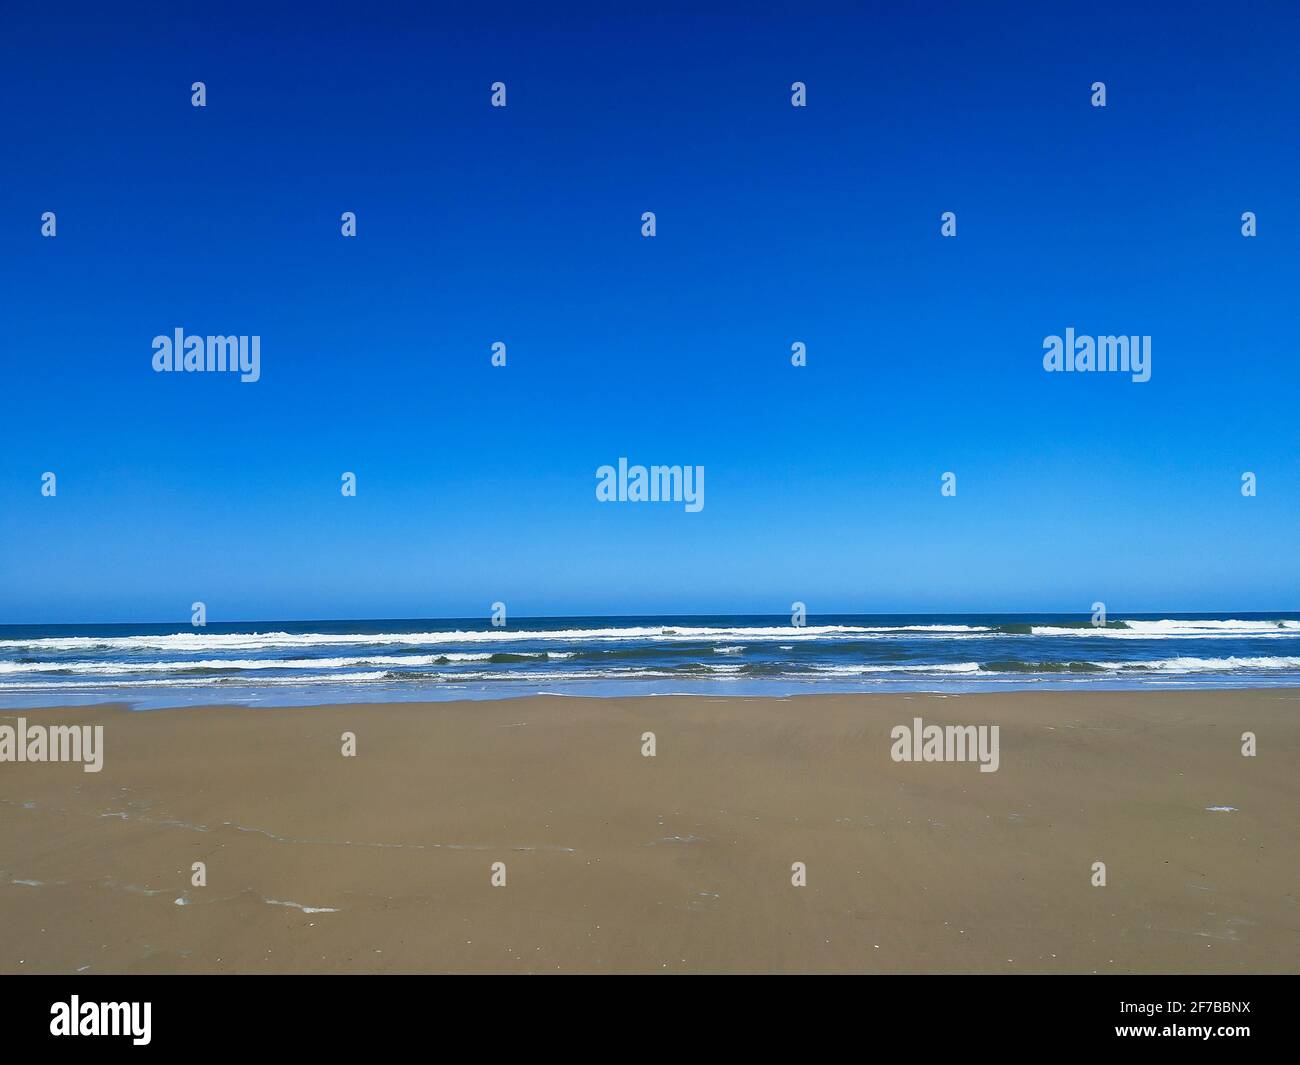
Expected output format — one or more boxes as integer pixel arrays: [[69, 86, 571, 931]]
[[2, 613, 1299, 708]]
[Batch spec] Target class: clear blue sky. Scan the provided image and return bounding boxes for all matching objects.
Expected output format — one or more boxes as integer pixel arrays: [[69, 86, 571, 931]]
[[1, 1, 1297, 624]]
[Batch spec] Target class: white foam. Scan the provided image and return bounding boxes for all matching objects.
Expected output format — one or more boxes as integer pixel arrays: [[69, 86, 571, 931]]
[[0, 623, 993, 653], [807, 662, 983, 675], [0, 652, 551, 675], [1030, 620, 1300, 638], [1098, 656, 1300, 672]]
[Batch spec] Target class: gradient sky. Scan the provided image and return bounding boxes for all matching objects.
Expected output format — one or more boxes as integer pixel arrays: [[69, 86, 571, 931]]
[[1, 1, 1298, 623]]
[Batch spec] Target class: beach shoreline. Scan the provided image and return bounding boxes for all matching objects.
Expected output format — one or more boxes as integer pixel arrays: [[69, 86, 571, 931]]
[[5, 612, 1300, 709], [2, 689, 1296, 974]]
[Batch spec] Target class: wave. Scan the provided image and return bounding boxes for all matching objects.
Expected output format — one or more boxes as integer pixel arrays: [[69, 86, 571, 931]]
[[976, 656, 1300, 675], [0, 623, 997, 653], [994, 622, 1126, 634], [980, 660, 1108, 673], [0, 668, 691, 691], [5, 652, 1300, 687], [5, 653, 1300, 693], [4, 619, 1296, 656], [0, 671, 398, 691], [1107, 655, 1300, 672], [1016, 620, 1300, 638], [4, 615, 1300, 703], [794, 662, 984, 675], [0, 652, 561, 675]]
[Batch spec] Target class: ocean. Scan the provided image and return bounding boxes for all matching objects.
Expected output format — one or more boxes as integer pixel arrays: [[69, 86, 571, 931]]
[[2, 612, 1299, 708]]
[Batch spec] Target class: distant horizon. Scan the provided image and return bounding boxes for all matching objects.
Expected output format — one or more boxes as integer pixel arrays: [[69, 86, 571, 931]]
[[4, 606, 1300, 629]]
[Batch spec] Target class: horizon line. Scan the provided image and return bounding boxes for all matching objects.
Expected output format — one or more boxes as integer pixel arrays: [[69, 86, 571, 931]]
[[3, 608, 1299, 629]]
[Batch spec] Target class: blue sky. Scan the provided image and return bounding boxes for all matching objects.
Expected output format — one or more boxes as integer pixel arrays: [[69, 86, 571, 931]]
[[1, 1, 1297, 623]]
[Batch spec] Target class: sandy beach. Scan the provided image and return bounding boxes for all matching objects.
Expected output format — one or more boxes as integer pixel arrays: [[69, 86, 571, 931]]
[[1, 690, 1296, 974]]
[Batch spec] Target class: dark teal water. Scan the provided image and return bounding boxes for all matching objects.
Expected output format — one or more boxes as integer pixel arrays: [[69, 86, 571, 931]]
[[2, 613, 1299, 708]]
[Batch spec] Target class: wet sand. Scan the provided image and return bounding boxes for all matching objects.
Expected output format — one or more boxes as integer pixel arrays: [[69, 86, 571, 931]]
[[1, 690, 1296, 973]]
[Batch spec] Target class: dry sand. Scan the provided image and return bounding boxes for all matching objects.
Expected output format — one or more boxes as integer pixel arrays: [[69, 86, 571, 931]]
[[1, 690, 1296, 973]]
